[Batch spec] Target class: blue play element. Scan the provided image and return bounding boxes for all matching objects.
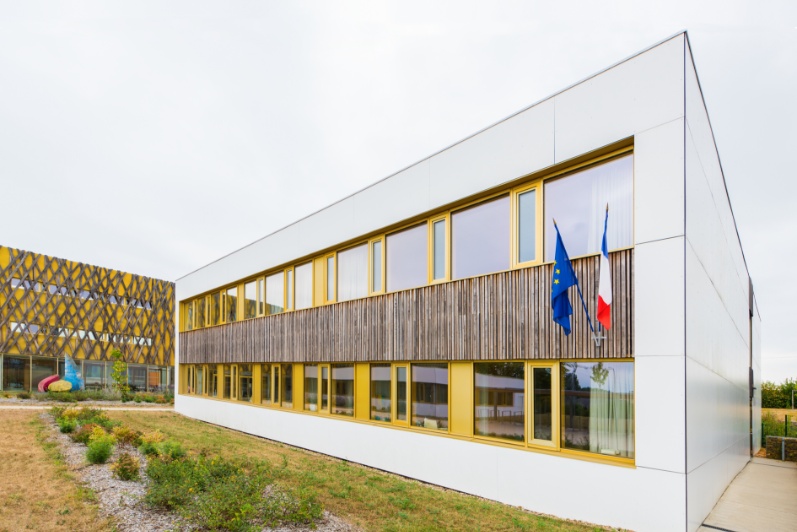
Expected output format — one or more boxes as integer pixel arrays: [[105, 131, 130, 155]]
[[63, 355, 84, 391]]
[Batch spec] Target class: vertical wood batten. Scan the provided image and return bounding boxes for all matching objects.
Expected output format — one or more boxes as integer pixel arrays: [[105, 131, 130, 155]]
[[181, 250, 633, 365]]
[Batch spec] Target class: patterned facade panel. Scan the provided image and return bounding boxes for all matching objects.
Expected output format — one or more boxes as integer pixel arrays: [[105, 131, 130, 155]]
[[180, 249, 632, 364], [0, 246, 175, 365]]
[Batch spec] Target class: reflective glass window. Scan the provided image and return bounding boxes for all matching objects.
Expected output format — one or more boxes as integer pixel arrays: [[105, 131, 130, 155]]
[[304, 365, 318, 411], [210, 292, 221, 325], [370, 364, 391, 422], [386, 224, 428, 292], [518, 189, 537, 263], [371, 240, 383, 293], [266, 273, 284, 315], [282, 365, 293, 408], [337, 245, 368, 302], [244, 281, 257, 319], [532, 367, 553, 441], [238, 364, 253, 402], [544, 155, 633, 261], [433, 219, 446, 280], [225, 288, 237, 323], [411, 363, 448, 430], [562, 361, 634, 458], [452, 196, 510, 279], [261, 364, 272, 404], [474, 363, 524, 442], [295, 263, 313, 310]]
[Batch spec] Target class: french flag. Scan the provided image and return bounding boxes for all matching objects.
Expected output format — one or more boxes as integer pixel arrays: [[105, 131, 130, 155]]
[[597, 205, 612, 329]]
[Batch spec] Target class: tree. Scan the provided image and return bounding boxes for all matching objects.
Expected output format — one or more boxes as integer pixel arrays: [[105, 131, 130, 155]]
[[762, 378, 797, 409], [110, 349, 131, 401]]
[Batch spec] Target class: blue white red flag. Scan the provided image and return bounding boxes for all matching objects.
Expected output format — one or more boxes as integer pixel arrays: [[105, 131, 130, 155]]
[[597, 206, 612, 329]]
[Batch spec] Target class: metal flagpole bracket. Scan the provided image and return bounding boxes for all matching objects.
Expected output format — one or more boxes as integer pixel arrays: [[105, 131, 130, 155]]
[[592, 332, 606, 348]]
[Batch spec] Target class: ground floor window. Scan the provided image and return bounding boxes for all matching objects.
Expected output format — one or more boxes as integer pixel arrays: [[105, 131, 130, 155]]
[[562, 361, 634, 458], [179, 359, 634, 464], [3, 355, 29, 391], [411, 363, 449, 431]]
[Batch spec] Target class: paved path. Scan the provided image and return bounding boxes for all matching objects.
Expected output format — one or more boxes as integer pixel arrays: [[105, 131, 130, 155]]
[[699, 457, 797, 532]]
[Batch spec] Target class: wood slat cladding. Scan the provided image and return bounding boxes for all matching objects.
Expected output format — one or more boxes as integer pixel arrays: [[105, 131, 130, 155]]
[[181, 249, 633, 364]]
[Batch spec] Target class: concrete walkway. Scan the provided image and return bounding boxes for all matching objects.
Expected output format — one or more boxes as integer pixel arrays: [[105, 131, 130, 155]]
[[699, 457, 797, 532]]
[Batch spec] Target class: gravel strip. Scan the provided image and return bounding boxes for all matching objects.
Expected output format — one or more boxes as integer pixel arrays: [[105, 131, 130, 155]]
[[41, 413, 359, 531]]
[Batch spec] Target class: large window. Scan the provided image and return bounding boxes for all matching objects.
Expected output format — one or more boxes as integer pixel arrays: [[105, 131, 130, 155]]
[[3, 355, 29, 391], [238, 364, 252, 402], [266, 272, 284, 315], [244, 282, 257, 319], [295, 262, 313, 310], [544, 155, 633, 261], [562, 361, 634, 458], [337, 245, 368, 302], [452, 196, 510, 279], [531, 366, 553, 443], [210, 292, 221, 325], [304, 365, 318, 411], [331, 364, 354, 416], [281, 365, 293, 408], [411, 363, 448, 431], [474, 362, 524, 442], [225, 288, 237, 323], [386, 224, 428, 292], [261, 364, 273, 404], [370, 364, 391, 422]]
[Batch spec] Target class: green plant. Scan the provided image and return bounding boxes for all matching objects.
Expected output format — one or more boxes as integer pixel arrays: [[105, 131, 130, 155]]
[[86, 429, 115, 464], [111, 425, 142, 447], [57, 417, 77, 434], [111, 453, 140, 481], [110, 349, 131, 401], [18, 391, 31, 399], [70, 424, 100, 445], [762, 379, 797, 409], [157, 440, 186, 461], [138, 430, 166, 456]]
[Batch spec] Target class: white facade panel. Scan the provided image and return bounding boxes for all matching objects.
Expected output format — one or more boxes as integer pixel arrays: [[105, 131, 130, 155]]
[[428, 99, 555, 207], [635, 355, 686, 473], [352, 161, 431, 234], [633, 118, 685, 245], [176, 396, 686, 531], [752, 303, 762, 454], [553, 35, 684, 163], [633, 237, 685, 358]]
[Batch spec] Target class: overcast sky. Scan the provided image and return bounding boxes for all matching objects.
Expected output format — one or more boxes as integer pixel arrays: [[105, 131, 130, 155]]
[[1, 1, 795, 380]]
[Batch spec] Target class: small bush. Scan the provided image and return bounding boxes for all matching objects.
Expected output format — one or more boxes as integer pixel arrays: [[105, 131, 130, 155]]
[[111, 453, 141, 481], [112, 425, 143, 447], [86, 430, 115, 464], [133, 394, 142, 403], [60, 407, 82, 421], [57, 417, 77, 434], [157, 440, 186, 461], [17, 392, 31, 399], [138, 430, 166, 456], [70, 423, 99, 444]]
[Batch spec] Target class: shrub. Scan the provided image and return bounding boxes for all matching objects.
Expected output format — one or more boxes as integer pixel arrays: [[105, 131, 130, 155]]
[[70, 423, 99, 444], [111, 453, 141, 481], [17, 392, 31, 399], [112, 425, 143, 447], [157, 440, 186, 461], [133, 394, 142, 403], [138, 430, 166, 456], [60, 407, 81, 421], [57, 417, 77, 434], [145, 455, 322, 531], [86, 429, 115, 464]]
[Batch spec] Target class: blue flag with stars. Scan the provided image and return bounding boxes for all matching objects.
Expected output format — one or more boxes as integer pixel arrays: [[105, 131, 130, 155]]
[[551, 224, 578, 335]]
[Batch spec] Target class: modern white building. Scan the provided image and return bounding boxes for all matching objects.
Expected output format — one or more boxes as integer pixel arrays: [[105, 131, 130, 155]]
[[174, 32, 761, 531]]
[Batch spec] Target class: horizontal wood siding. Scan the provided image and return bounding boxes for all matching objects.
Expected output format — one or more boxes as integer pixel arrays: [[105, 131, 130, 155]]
[[181, 249, 633, 364]]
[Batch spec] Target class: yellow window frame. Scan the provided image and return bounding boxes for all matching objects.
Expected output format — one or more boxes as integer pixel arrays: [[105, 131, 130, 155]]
[[511, 183, 543, 269], [368, 236, 386, 296], [527, 361, 560, 449], [428, 214, 450, 284], [392, 363, 409, 427]]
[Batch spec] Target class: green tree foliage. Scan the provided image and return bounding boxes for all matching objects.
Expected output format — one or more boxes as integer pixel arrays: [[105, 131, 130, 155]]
[[762, 378, 797, 408], [110, 349, 131, 401]]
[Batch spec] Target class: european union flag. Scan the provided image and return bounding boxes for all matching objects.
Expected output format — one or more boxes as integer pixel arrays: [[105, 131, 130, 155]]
[[551, 224, 578, 335]]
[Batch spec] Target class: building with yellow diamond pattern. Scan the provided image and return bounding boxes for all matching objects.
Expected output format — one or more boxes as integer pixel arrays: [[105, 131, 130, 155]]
[[0, 245, 174, 393]]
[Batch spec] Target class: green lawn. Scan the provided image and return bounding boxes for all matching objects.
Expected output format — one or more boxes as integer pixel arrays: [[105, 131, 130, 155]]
[[108, 411, 609, 532]]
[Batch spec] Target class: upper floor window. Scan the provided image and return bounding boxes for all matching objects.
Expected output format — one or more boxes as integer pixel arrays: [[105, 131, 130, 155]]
[[225, 287, 237, 323], [387, 224, 427, 292], [265, 272, 284, 315], [452, 195, 510, 280], [244, 281, 257, 319], [295, 262, 313, 310], [544, 155, 633, 261], [337, 244, 367, 302]]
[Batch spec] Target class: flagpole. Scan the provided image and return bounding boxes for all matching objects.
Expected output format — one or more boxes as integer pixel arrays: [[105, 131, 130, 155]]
[[553, 219, 595, 334]]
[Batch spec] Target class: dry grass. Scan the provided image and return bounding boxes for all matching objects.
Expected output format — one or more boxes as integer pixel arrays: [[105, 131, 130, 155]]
[[762, 408, 797, 422], [108, 411, 608, 532], [0, 411, 111, 532]]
